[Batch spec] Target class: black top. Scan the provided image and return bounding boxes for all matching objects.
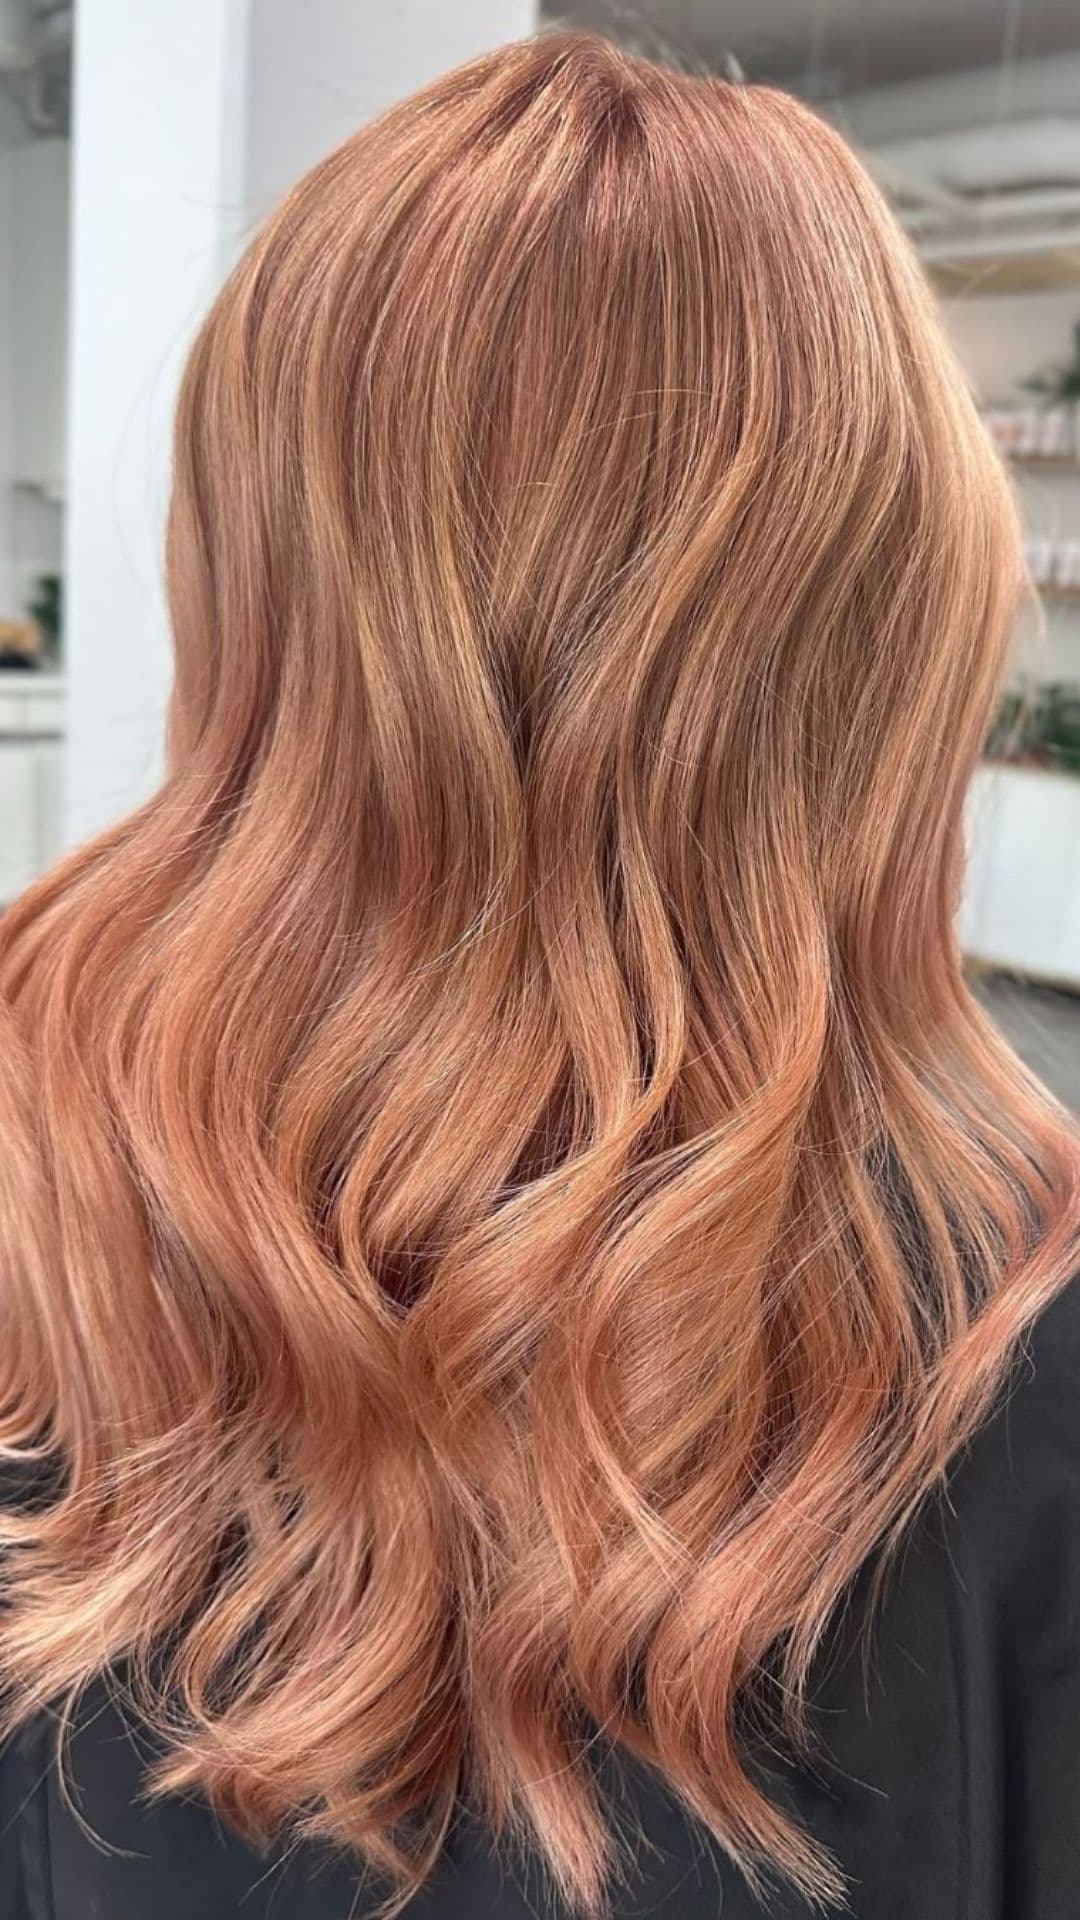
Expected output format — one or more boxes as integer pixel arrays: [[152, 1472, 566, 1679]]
[[3, 1276, 1079, 1920]]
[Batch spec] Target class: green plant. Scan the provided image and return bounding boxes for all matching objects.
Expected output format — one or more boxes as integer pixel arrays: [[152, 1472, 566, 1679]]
[[1022, 319, 1080, 403], [27, 572, 62, 654], [1039, 682, 1080, 774], [987, 679, 1080, 776]]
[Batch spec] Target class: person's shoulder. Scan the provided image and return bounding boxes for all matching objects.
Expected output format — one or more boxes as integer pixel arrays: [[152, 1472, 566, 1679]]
[[941, 1268, 1080, 1573], [986, 1267, 1080, 1468]]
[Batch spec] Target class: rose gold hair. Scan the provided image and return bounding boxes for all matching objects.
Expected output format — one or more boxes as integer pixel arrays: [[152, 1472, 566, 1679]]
[[0, 29, 1077, 1916]]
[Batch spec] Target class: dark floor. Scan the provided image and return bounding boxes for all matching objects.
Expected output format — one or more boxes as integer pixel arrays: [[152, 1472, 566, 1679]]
[[974, 974, 1080, 1114]]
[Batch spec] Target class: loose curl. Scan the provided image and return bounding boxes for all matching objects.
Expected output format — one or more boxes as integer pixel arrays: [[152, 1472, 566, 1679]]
[[1, 29, 1077, 1917]]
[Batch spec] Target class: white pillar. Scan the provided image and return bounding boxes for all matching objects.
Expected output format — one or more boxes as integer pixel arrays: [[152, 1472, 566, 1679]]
[[64, 0, 537, 843], [64, 0, 249, 840]]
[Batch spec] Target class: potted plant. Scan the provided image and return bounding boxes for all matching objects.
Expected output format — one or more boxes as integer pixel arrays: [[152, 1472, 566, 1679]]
[[960, 680, 1080, 986]]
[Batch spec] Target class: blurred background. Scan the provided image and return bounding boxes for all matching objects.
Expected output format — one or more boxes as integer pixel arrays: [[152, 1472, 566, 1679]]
[[0, 0, 1078, 1101]]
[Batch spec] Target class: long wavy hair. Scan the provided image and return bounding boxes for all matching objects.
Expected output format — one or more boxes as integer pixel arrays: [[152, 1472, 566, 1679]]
[[1, 28, 1077, 1917]]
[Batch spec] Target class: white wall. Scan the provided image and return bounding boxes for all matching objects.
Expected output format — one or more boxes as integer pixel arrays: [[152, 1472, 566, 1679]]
[[243, 0, 536, 216], [65, 0, 538, 844], [0, 129, 14, 619], [942, 286, 1080, 404], [0, 84, 23, 619]]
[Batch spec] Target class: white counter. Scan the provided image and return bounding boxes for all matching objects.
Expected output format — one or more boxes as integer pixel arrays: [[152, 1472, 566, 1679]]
[[0, 670, 65, 901]]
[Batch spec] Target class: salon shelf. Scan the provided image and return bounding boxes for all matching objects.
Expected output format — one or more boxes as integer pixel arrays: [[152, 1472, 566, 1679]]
[[1008, 454, 1080, 470]]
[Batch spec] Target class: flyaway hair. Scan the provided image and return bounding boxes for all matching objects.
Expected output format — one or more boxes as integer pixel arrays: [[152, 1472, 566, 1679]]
[[1, 29, 1078, 1917]]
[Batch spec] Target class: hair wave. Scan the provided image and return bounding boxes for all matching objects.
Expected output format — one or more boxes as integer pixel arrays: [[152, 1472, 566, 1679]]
[[1, 30, 1078, 1916]]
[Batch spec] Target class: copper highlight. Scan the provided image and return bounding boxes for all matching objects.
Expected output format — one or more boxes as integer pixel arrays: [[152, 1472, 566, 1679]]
[[1, 30, 1078, 1917]]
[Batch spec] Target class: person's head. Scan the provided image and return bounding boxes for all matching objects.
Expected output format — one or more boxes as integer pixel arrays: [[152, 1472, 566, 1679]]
[[1, 30, 1077, 1916]]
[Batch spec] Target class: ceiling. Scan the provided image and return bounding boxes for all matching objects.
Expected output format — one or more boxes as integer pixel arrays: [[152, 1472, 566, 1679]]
[[542, 0, 1080, 96]]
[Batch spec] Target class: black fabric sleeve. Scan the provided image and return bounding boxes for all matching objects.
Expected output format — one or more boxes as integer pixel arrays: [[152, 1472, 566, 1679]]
[[0, 1276, 1078, 1920]]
